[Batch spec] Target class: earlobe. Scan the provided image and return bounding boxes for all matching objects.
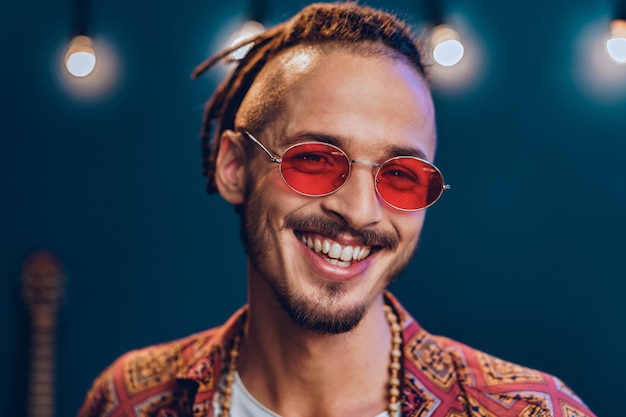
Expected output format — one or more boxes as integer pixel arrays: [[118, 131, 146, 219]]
[[215, 130, 246, 205]]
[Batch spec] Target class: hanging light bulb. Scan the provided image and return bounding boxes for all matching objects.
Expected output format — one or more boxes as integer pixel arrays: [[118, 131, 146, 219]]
[[607, 19, 626, 64], [65, 35, 96, 77], [431, 24, 465, 67], [228, 20, 265, 61]]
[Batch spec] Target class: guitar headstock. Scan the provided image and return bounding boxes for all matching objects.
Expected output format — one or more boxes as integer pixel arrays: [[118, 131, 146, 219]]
[[21, 250, 65, 318]]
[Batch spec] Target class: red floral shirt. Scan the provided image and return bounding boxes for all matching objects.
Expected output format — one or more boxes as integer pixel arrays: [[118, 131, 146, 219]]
[[77, 293, 595, 417]]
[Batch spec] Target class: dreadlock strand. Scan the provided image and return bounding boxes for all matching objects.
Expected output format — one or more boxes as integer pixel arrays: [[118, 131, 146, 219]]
[[201, 29, 289, 188]]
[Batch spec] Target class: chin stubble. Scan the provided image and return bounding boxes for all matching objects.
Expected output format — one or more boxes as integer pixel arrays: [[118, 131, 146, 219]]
[[239, 183, 415, 335], [271, 280, 367, 335]]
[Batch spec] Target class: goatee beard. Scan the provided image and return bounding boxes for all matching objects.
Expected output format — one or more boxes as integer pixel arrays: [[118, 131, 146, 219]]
[[239, 187, 412, 335], [271, 280, 367, 335]]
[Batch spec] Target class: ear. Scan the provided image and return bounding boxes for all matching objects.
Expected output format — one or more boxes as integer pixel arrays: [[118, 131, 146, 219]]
[[215, 130, 246, 205]]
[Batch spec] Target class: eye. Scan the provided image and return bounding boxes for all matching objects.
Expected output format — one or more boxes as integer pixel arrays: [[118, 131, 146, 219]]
[[384, 167, 417, 180], [282, 144, 346, 175], [290, 151, 334, 171], [379, 164, 419, 187], [296, 152, 328, 163]]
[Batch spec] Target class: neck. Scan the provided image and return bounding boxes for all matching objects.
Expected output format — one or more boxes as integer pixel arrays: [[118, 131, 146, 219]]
[[237, 272, 394, 417]]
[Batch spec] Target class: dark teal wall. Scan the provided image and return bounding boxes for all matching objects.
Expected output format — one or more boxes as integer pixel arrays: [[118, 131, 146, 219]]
[[2, 0, 624, 416]]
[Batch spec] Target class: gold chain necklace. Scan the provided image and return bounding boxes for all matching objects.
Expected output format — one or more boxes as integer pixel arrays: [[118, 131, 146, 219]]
[[220, 304, 403, 417]]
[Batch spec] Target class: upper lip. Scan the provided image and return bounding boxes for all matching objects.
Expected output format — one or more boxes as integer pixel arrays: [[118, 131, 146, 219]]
[[283, 215, 397, 250], [294, 229, 376, 248]]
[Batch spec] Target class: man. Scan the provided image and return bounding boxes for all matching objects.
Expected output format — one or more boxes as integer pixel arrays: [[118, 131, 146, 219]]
[[78, 3, 596, 417]]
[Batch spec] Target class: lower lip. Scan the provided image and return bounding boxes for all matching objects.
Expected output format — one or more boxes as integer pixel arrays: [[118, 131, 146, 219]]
[[296, 237, 373, 281]]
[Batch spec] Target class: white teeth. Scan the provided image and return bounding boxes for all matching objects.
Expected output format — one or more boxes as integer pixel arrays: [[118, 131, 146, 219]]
[[328, 242, 342, 259], [328, 258, 351, 267], [297, 232, 373, 263], [340, 246, 353, 261]]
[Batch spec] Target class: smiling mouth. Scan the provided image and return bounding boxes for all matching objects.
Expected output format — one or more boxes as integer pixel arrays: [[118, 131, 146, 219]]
[[295, 231, 373, 268]]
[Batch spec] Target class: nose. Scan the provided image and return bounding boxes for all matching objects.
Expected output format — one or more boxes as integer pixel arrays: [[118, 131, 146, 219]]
[[320, 163, 384, 230]]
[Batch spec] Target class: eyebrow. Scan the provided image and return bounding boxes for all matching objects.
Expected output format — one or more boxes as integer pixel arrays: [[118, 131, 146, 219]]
[[279, 131, 431, 161], [279, 132, 342, 149], [384, 144, 429, 161]]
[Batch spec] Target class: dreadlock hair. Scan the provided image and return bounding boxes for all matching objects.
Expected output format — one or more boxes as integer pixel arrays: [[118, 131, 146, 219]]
[[193, 2, 428, 194]]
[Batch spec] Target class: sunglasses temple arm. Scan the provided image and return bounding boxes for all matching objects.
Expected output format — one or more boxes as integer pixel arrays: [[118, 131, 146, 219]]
[[242, 130, 282, 163]]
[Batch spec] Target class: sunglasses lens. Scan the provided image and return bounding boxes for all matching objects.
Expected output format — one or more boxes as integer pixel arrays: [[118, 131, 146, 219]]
[[376, 157, 445, 210], [280, 143, 350, 195], [278, 142, 445, 210]]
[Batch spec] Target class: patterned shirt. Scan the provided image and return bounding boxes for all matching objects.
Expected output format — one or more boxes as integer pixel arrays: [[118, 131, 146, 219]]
[[77, 292, 596, 417]]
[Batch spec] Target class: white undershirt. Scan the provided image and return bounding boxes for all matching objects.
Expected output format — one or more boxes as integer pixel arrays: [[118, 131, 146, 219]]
[[212, 371, 401, 417]]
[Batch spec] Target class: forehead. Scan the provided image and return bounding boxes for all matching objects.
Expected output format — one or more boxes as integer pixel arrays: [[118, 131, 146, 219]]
[[269, 45, 437, 160]]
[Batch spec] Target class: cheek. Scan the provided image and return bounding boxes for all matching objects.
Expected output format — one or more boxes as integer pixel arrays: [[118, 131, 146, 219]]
[[250, 163, 316, 218], [394, 212, 426, 246], [245, 172, 297, 238], [247, 159, 295, 201]]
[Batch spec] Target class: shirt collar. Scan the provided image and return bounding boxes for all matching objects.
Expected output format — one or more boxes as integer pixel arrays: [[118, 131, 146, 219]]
[[174, 292, 428, 412]]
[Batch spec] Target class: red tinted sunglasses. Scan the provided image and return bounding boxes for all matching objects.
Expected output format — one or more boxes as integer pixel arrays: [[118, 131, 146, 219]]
[[241, 130, 450, 211]]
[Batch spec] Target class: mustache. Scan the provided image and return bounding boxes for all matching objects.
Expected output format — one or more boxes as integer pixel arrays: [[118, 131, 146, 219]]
[[284, 214, 399, 250]]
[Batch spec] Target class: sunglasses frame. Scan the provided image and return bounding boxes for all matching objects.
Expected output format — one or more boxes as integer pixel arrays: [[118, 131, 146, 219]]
[[240, 130, 450, 211]]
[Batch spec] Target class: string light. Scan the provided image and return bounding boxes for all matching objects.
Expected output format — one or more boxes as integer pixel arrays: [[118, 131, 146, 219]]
[[227, 20, 265, 61], [607, 19, 626, 64], [60, 0, 119, 97], [431, 24, 465, 67], [65, 35, 96, 77]]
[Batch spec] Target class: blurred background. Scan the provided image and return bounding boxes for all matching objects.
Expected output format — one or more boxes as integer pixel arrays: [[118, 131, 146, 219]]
[[2, 0, 624, 415]]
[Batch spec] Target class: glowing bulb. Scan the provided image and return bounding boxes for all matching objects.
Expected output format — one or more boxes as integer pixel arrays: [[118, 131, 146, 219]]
[[65, 35, 96, 77], [228, 20, 265, 60], [607, 19, 626, 64], [67, 52, 96, 76], [607, 38, 626, 62], [431, 25, 464, 67], [433, 39, 465, 66]]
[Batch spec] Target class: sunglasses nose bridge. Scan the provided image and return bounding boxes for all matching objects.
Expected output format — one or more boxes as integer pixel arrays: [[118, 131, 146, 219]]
[[349, 159, 382, 186], [336, 159, 386, 205], [350, 159, 381, 168], [350, 159, 381, 177]]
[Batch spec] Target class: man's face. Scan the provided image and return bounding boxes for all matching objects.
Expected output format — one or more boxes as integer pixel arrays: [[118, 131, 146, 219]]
[[237, 47, 436, 334]]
